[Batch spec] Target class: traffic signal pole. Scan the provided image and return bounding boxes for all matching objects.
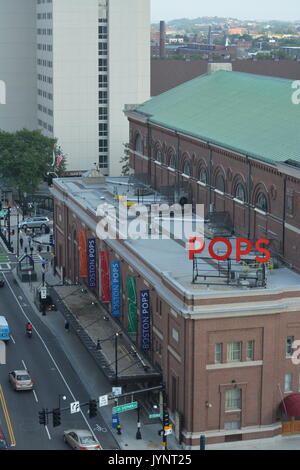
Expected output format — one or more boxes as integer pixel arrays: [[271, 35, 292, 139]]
[[162, 386, 169, 450]]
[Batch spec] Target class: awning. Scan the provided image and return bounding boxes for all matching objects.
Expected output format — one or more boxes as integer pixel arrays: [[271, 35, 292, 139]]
[[280, 394, 300, 417]]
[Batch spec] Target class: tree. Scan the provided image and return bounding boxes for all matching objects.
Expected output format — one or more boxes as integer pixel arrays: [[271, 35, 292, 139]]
[[120, 143, 130, 176], [0, 129, 56, 195]]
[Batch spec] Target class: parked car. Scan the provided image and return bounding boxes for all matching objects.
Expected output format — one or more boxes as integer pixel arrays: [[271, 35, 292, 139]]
[[0, 427, 8, 449], [63, 430, 101, 450], [18, 217, 50, 230], [8, 370, 34, 391], [0, 272, 5, 287]]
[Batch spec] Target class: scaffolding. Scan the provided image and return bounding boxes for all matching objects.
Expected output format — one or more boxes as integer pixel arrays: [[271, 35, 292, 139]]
[[192, 256, 267, 288]]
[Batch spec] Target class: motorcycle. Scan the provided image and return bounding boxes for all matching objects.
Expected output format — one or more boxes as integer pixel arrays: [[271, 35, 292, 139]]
[[26, 329, 32, 338]]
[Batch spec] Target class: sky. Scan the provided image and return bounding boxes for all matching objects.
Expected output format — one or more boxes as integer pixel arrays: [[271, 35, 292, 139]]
[[151, 0, 300, 23]]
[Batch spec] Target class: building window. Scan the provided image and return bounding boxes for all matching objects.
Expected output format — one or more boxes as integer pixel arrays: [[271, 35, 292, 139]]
[[99, 75, 108, 87], [99, 139, 108, 152], [284, 373, 293, 392], [199, 167, 207, 184], [99, 91, 107, 104], [135, 134, 143, 154], [215, 174, 225, 193], [169, 153, 176, 169], [286, 336, 294, 357], [98, 58, 107, 71], [224, 421, 241, 430], [99, 107, 108, 120], [156, 149, 162, 163], [99, 123, 108, 137], [227, 342, 242, 362], [215, 343, 222, 363], [286, 194, 294, 216], [172, 328, 179, 342], [225, 388, 241, 410], [235, 183, 246, 202], [246, 340, 254, 361], [183, 161, 191, 176], [256, 193, 268, 212]]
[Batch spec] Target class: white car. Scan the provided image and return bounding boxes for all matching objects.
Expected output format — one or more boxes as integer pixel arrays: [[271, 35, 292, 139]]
[[63, 429, 101, 450], [18, 217, 50, 230]]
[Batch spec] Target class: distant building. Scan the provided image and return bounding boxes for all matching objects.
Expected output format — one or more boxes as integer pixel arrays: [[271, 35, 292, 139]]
[[282, 47, 300, 59]]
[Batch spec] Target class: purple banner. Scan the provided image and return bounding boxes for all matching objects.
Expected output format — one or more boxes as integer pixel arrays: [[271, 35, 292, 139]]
[[87, 238, 96, 289], [140, 290, 151, 351]]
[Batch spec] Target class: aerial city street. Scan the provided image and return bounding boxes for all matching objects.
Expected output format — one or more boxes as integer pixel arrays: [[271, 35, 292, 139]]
[[0, 0, 300, 454]]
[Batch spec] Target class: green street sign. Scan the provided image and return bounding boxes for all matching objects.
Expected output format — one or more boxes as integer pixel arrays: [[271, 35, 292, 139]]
[[112, 402, 138, 414], [0, 211, 7, 217], [149, 413, 163, 419]]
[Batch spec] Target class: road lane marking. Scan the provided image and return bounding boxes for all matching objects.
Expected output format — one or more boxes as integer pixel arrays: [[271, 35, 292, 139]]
[[10, 335, 15, 344], [33, 390, 38, 403], [3, 273, 98, 441], [0, 385, 16, 447], [21, 359, 28, 370], [45, 425, 51, 440]]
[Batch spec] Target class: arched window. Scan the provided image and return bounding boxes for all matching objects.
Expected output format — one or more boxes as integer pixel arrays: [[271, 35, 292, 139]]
[[199, 167, 207, 184], [156, 149, 162, 163], [183, 161, 191, 176], [135, 134, 143, 154], [256, 192, 268, 212], [215, 174, 225, 193], [235, 183, 246, 202], [169, 153, 176, 169]]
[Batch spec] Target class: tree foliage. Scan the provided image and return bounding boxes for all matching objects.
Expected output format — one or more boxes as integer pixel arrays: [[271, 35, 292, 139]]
[[120, 143, 130, 176], [0, 129, 56, 194]]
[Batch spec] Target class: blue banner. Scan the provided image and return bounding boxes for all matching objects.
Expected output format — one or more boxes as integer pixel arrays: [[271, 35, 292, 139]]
[[112, 413, 120, 428], [87, 238, 97, 289], [140, 290, 151, 351], [111, 261, 121, 317]]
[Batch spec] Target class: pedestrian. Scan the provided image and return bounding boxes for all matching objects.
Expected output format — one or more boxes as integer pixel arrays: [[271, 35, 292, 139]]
[[27, 235, 32, 248], [64, 319, 70, 332], [19, 237, 23, 250]]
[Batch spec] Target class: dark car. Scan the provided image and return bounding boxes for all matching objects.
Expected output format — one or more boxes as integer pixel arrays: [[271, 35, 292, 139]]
[[0, 272, 5, 287], [0, 427, 8, 449]]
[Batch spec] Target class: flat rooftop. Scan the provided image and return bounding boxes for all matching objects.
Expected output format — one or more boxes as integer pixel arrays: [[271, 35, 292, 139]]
[[52, 177, 300, 296]]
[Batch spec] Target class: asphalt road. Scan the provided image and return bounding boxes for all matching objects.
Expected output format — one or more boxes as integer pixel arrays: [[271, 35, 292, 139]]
[[0, 270, 119, 450]]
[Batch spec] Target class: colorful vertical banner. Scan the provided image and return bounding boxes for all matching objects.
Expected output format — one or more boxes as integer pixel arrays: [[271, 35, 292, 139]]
[[100, 251, 111, 302], [111, 261, 121, 317], [140, 290, 151, 351], [127, 277, 137, 335], [79, 230, 88, 277], [87, 238, 96, 289]]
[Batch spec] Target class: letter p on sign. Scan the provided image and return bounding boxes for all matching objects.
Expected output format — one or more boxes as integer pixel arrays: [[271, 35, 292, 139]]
[[188, 237, 205, 260], [0, 80, 6, 104]]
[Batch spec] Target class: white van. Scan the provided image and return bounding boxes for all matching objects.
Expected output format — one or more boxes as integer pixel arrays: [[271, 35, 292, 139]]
[[0, 316, 11, 342]]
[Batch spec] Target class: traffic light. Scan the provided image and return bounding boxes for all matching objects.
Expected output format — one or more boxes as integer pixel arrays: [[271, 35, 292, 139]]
[[163, 409, 169, 427], [49, 234, 53, 245], [52, 408, 61, 427], [89, 399, 98, 418], [39, 409, 47, 425]]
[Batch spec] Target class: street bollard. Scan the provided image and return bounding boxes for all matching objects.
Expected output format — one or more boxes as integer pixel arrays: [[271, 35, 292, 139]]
[[200, 434, 206, 450]]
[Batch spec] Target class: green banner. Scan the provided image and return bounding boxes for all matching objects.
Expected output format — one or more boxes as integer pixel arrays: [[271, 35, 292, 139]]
[[127, 276, 137, 335]]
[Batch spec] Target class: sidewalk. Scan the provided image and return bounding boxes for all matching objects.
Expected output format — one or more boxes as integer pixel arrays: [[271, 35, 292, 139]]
[[3, 207, 181, 450]]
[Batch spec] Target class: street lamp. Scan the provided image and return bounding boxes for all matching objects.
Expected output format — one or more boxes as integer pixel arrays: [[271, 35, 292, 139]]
[[136, 402, 142, 440], [58, 394, 66, 409], [115, 332, 119, 386]]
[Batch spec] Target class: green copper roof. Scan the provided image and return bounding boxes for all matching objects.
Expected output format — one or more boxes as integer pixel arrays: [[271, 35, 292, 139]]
[[136, 70, 300, 165]]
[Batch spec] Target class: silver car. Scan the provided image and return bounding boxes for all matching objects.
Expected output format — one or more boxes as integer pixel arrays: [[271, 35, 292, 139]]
[[63, 429, 101, 450], [8, 370, 34, 391], [18, 216, 50, 230]]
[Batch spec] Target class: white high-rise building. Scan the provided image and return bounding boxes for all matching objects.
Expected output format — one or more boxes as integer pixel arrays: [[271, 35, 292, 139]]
[[1, 0, 150, 176], [0, 0, 37, 131]]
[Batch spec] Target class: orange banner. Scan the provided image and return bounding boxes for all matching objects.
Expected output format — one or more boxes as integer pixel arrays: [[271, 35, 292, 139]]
[[79, 230, 88, 277]]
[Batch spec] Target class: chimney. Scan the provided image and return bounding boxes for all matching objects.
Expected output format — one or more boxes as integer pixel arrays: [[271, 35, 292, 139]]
[[207, 63, 233, 73], [160, 21, 166, 58]]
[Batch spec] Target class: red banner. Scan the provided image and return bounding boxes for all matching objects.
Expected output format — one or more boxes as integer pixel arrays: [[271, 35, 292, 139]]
[[79, 230, 88, 277], [100, 251, 111, 302]]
